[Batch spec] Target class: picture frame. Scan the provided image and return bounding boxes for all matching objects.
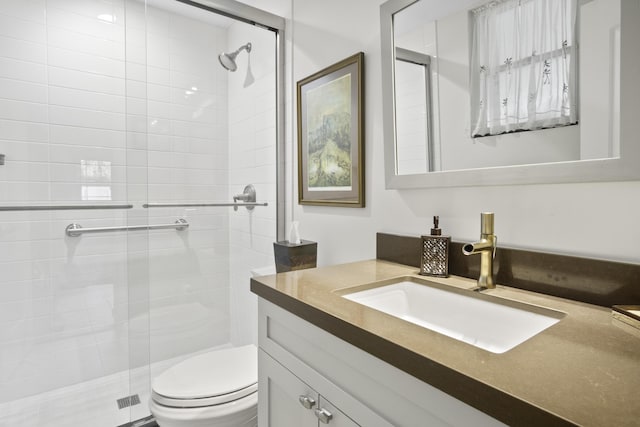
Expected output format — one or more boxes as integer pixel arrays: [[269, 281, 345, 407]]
[[297, 52, 365, 207]]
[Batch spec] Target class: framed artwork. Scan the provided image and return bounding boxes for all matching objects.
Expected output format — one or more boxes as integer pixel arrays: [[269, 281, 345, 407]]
[[297, 52, 365, 207]]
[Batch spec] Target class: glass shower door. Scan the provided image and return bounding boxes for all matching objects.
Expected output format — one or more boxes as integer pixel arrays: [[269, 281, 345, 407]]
[[0, 0, 143, 425]]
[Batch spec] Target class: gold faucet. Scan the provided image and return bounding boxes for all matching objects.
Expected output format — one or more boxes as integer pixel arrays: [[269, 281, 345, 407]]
[[462, 213, 497, 290]]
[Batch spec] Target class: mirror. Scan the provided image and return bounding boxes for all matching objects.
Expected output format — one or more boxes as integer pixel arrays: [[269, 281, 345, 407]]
[[381, 0, 640, 188]]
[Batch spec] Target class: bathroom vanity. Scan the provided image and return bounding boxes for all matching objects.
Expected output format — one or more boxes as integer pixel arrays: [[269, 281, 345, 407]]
[[251, 260, 640, 426]]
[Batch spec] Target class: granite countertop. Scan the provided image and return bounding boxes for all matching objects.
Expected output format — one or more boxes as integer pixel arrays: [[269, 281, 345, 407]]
[[250, 259, 640, 427]]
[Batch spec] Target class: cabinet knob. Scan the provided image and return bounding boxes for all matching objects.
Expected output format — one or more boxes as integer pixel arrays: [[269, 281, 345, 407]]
[[314, 408, 333, 424], [298, 395, 316, 409]]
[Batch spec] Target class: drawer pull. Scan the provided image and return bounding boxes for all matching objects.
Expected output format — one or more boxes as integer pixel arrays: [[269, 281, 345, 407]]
[[298, 395, 316, 409], [315, 408, 333, 424]]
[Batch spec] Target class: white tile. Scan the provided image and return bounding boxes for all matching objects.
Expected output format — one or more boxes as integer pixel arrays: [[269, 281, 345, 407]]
[[0, 259, 50, 284], [125, 37, 146, 65], [0, 140, 48, 162], [147, 100, 172, 119], [0, 220, 52, 242], [0, 240, 50, 263], [170, 103, 217, 124], [123, 60, 146, 82], [171, 69, 216, 93], [47, 26, 124, 62], [49, 182, 126, 201], [0, 279, 51, 307], [0, 13, 46, 43], [0, 99, 48, 123], [48, 86, 125, 114], [48, 66, 125, 96], [171, 120, 217, 139], [46, 7, 124, 43], [125, 131, 147, 150], [0, 0, 46, 24], [49, 125, 125, 149], [0, 393, 41, 426], [49, 162, 125, 184], [0, 119, 48, 143], [0, 296, 52, 323], [0, 181, 50, 202], [0, 57, 47, 84], [169, 14, 219, 46], [125, 79, 146, 100], [147, 65, 170, 86], [147, 134, 171, 152], [146, 36, 170, 69], [0, 35, 47, 64], [49, 105, 126, 131], [144, 116, 170, 135], [48, 46, 126, 80], [144, 4, 170, 37], [0, 78, 47, 104], [170, 86, 219, 108], [46, 0, 125, 24], [0, 161, 49, 183]]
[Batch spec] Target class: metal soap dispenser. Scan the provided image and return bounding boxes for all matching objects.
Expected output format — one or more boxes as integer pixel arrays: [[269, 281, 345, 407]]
[[420, 216, 451, 277]]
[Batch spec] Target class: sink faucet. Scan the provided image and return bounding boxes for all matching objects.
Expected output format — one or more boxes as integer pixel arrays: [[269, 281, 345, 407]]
[[462, 212, 497, 290]]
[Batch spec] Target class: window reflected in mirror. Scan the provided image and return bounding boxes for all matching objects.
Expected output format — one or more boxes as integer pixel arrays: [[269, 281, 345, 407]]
[[390, 0, 621, 174]]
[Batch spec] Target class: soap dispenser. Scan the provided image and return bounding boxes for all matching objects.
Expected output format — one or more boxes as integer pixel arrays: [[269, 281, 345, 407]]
[[420, 216, 451, 277]]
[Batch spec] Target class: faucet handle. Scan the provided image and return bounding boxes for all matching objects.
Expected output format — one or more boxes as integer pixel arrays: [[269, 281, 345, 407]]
[[480, 212, 494, 235]]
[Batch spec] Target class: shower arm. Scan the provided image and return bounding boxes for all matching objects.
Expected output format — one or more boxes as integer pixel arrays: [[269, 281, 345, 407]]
[[233, 42, 252, 56]]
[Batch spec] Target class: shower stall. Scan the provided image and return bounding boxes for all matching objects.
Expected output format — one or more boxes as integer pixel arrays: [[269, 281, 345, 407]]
[[0, 0, 284, 425]]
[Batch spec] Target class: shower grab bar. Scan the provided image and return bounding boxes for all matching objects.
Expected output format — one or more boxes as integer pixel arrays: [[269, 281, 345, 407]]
[[0, 204, 133, 212], [65, 218, 189, 237]]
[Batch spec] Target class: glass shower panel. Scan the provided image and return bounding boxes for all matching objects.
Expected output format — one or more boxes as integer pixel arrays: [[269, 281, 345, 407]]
[[0, 0, 138, 425], [141, 3, 236, 403]]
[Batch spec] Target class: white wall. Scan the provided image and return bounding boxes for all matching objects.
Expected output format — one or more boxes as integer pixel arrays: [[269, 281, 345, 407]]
[[289, 0, 640, 268]]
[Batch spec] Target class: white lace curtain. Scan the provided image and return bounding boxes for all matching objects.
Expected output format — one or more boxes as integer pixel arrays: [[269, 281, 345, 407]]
[[470, 0, 578, 137]]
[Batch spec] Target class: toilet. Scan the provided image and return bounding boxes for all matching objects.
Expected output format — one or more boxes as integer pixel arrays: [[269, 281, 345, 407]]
[[149, 344, 258, 427]]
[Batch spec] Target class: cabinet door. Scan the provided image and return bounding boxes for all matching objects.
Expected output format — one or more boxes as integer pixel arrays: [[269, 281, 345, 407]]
[[315, 396, 359, 427], [259, 349, 318, 427]]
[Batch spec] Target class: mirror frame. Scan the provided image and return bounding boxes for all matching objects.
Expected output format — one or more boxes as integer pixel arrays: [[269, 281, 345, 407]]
[[381, 0, 640, 189]]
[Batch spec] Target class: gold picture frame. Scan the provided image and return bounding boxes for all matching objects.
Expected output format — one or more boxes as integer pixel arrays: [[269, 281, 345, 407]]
[[297, 52, 365, 207]]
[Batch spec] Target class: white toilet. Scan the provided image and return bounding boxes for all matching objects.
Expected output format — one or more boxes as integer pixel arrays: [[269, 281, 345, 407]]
[[149, 344, 258, 427]]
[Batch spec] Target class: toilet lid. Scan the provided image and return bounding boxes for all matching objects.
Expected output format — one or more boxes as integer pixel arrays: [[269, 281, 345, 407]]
[[153, 345, 257, 401]]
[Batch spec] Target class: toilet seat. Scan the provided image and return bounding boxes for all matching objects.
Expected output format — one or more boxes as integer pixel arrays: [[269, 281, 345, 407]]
[[152, 382, 257, 408], [152, 345, 257, 409]]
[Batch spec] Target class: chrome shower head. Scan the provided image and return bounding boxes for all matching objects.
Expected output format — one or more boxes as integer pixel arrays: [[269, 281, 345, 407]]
[[218, 42, 252, 72]]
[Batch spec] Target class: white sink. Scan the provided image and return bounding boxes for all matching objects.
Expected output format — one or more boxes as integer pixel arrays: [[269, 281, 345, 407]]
[[342, 279, 564, 354]]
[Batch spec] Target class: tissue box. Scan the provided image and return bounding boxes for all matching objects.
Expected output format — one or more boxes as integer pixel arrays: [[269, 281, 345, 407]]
[[273, 240, 317, 273]]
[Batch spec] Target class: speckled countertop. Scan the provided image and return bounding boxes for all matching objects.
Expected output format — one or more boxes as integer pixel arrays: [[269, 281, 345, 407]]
[[250, 260, 640, 427]]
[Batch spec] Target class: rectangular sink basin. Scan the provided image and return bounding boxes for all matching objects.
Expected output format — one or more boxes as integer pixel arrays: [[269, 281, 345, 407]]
[[341, 278, 564, 354]]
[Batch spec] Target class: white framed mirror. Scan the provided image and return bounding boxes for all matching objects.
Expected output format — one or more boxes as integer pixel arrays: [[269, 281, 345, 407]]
[[381, 0, 640, 188]]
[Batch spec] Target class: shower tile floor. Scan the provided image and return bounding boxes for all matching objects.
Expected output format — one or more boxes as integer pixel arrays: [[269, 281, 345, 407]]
[[0, 346, 226, 427]]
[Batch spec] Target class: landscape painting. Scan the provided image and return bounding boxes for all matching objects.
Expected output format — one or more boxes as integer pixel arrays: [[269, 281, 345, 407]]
[[306, 74, 352, 191], [297, 52, 364, 207]]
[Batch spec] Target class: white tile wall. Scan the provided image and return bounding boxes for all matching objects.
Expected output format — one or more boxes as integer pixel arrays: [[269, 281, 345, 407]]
[[0, 1, 279, 423]]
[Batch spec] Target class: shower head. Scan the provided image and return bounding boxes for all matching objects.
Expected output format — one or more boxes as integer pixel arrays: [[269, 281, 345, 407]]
[[218, 42, 252, 72]]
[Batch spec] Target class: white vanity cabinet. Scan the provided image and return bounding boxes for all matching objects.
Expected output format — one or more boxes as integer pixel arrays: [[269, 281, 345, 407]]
[[259, 349, 359, 426], [257, 298, 506, 427]]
